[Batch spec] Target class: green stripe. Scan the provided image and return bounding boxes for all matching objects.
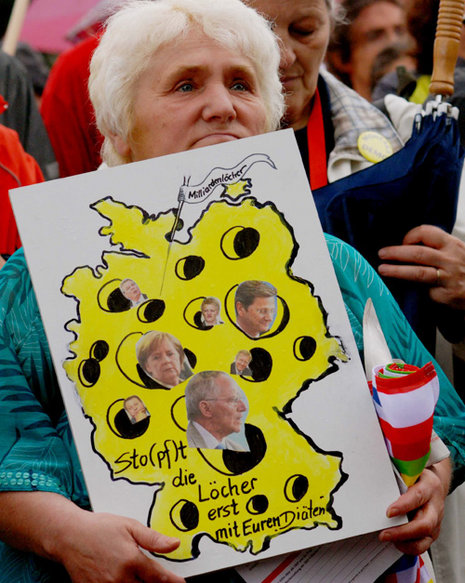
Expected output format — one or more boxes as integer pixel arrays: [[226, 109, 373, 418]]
[[392, 451, 430, 476]]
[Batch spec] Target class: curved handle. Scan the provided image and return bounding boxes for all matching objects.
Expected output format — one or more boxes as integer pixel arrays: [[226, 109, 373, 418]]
[[429, 0, 465, 96]]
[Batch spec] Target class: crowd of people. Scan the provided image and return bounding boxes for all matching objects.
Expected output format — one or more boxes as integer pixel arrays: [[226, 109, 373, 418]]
[[1, 0, 465, 581]]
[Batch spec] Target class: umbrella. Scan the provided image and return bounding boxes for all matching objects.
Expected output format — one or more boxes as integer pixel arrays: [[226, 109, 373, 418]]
[[6, 0, 105, 54], [312, 0, 465, 351]]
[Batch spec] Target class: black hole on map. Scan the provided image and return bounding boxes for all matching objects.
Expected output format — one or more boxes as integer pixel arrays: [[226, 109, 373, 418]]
[[222, 424, 266, 475], [140, 300, 165, 323], [246, 495, 269, 515], [176, 256, 205, 280], [90, 340, 109, 362], [293, 336, 317, 361], [284, 474, 309, 502]]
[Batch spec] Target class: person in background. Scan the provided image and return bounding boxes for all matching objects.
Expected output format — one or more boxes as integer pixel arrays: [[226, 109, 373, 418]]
[[326, 0, 411, 100], [247, 0, 465, 353], [40, 35, 104, 177], [372, 0, 465, 145], [0, 95, 44, 261], [369, 41, 416, 97], [0, 50, 57, 180], [0, 0, 50, 101]]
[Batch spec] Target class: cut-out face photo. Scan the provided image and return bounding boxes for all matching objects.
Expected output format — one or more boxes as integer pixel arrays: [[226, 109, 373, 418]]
[[200, 296, 223, 327], [136, 331, 193, 388], [230, 349, 252, 376], [185, 371, 249, 451], [120, 278, 147, 307], [124, 395, 149, 425], [235, 280, 277, 338]]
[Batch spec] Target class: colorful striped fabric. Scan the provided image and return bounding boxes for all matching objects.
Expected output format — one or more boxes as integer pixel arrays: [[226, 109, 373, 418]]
[[371, 362, 439, 486], [381, 554, 433, 583]]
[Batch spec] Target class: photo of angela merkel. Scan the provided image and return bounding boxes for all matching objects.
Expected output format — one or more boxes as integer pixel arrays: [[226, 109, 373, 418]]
[[135, 331, 193, 388]]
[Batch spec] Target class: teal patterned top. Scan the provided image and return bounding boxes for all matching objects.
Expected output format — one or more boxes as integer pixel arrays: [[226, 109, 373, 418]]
[[0, 239, 464, 582]]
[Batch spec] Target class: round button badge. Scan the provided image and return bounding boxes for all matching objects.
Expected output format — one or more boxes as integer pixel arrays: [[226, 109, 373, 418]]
[[357, 131, 393, 163]]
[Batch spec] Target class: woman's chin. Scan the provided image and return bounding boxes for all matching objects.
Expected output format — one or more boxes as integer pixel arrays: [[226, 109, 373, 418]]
[[192, 134, 238, 149]]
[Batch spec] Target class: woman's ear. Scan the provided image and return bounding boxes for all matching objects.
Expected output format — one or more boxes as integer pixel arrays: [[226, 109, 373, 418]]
[[109, 132, 132, 159]]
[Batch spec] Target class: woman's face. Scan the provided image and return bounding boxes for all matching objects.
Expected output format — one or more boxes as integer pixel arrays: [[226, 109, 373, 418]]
[[144, 338, 182, 387], [249, 0, 331, 130], [202, 303, 219, 325], [115, 30, 268, 162]]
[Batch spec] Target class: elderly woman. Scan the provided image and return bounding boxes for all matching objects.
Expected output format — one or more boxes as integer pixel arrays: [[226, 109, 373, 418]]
[[247, 0, 465, 353], [136, 331, 193, 388], [0, 1, 463, 582]]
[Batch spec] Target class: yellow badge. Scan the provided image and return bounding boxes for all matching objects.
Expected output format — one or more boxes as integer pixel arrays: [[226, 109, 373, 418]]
[[357, 131, 393, 163]]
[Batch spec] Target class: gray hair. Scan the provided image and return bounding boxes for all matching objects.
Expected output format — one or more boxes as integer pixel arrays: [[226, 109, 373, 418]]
[[89, 0, 284, 166], [185, 370, 233, 420]]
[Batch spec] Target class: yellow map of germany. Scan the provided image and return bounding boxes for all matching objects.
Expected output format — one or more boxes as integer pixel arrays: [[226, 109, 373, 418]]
[[63, 196, 349, 560]]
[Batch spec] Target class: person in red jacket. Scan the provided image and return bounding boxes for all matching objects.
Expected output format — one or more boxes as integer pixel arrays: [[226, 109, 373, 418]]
[[0, 95, 43, 261], [40, 35, 103, 177]]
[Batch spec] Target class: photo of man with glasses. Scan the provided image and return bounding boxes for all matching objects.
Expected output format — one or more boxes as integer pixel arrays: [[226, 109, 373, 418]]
[[185, 371, 249, 451]]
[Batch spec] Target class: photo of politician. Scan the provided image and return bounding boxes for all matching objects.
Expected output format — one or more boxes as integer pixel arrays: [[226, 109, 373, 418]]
[[120, 278, 147, 307], [200, 296, 224, 327], [230, 349, 252, 376], [235, 280, 277, 338], [185, 371, 249, 451], [124, 395, 150, 425], [136, 331, 193, 388]]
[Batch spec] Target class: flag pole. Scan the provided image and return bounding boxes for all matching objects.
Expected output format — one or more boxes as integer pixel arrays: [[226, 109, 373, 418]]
[[2, 0, 30, 56]]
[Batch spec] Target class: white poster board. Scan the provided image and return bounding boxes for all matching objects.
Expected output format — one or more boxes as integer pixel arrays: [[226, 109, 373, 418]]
[[11, 129, 403, 577]]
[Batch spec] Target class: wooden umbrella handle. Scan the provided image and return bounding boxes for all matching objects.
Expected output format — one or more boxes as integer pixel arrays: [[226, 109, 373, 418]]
[[430, 0, 465, 96]]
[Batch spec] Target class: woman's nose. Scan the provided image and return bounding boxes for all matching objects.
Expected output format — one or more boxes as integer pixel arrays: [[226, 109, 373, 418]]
[[276, 30, 296, 72], [202, 84, 237, 122]]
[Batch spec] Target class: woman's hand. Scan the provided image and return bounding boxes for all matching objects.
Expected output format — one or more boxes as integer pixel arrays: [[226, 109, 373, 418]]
[[56, 511, 185, 583], [378, 458, 451, 555], [378, 225, 465, 311], [0, 491, 185, 583]]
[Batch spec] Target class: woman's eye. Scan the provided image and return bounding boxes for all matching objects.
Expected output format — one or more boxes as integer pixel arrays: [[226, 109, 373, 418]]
[[176, 82, 194, 93], [290, 21, 316, 37], [292, 27, 314, 37], [231, 81, 249, 92]]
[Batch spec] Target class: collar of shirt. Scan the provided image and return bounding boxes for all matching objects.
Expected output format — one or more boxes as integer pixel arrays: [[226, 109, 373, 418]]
[[192, 420, 222, 449]]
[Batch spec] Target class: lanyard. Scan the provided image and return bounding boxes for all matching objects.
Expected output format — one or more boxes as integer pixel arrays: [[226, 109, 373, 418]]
[[306, 88, 328, 190]]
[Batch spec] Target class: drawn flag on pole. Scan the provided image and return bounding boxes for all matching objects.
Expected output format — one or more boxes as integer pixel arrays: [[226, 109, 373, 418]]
[[371, 362, 439, 487]]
